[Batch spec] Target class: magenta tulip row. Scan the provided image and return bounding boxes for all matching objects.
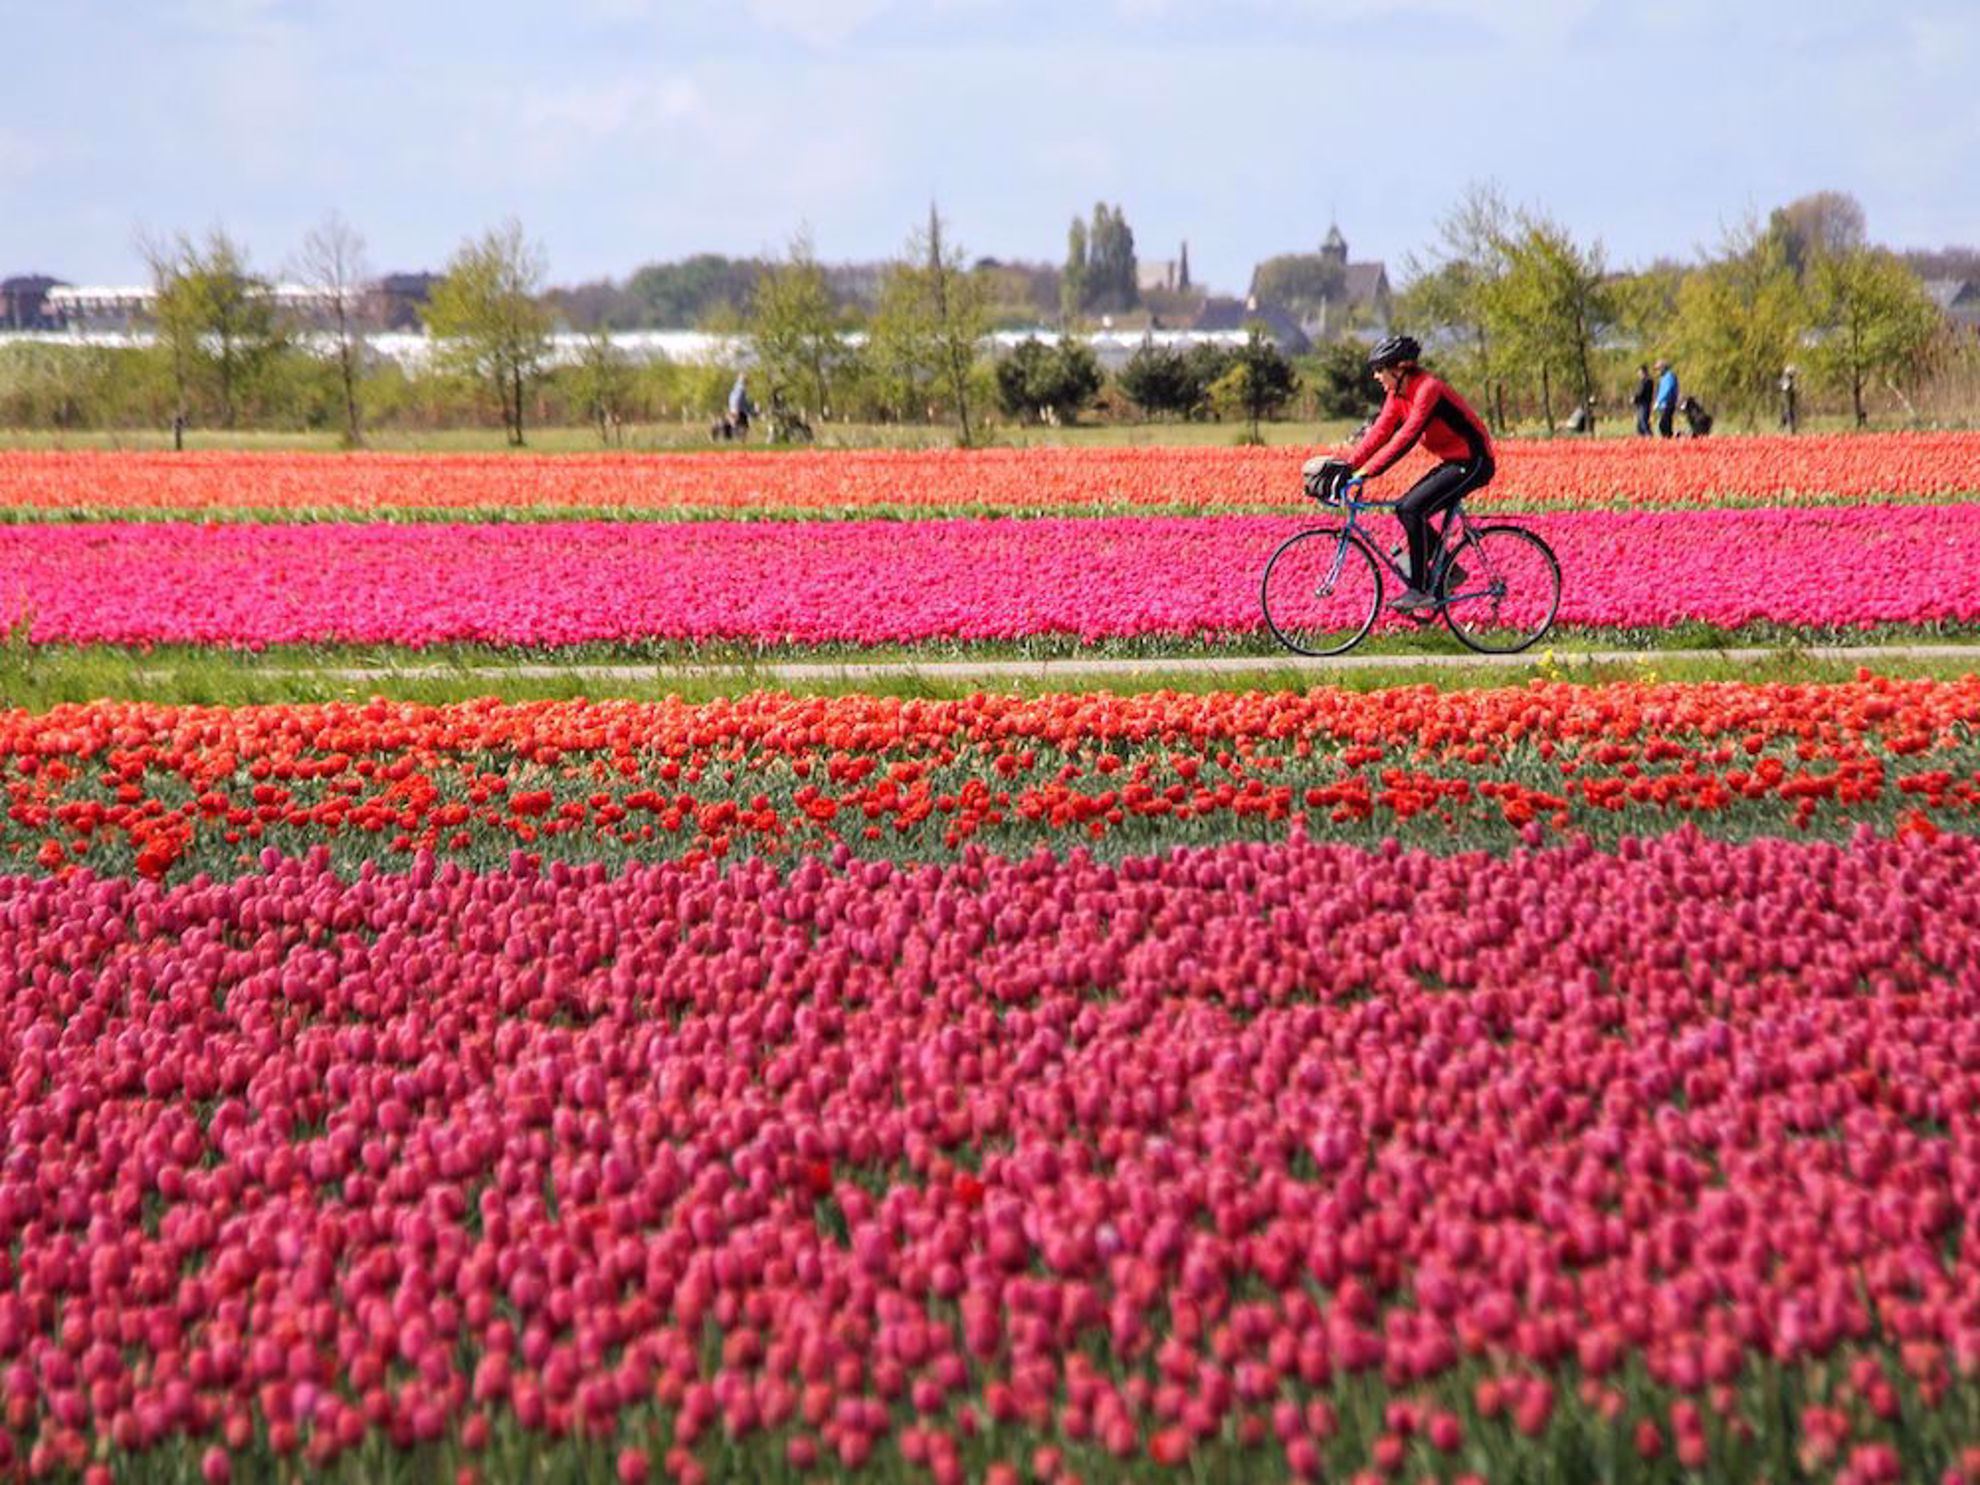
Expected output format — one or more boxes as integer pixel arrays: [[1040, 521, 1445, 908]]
[[0, 830, 1975, 1478], [1, 504, 1972, 646]]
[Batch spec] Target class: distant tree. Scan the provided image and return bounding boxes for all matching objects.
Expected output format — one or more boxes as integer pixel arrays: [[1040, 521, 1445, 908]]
[[1671, 219, 1808, 427], [993, 336, 1103, 423], [142, 227, 286, 431], [868, 205, 989, 441], [1769, 191, 1868, 280], [1182, 342, 1236, 414], [1061, 218, 1088, 327], [1805, 247, 1941, 426], [570, 329, 633, 444], [624, 254, 764, 327], [1482, 211, 1614, 432], [1396, 182, 1514, 430], [1609, 262, 1685, 356], [1117, 340, 1194, 418], [1306, 340, 1383, 421], [1899, 247, 1980, 283], [747, 228, 850, 420], [1209, 324, 1299, 440], [423, 218, 553, 445], [1094, 203, 1139, 314], [544, 277, 641, 331], [296, 211, 371, 447]]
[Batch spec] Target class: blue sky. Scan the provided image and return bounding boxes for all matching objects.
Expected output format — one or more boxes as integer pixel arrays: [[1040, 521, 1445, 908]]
[[2, 0, 1976, 296]]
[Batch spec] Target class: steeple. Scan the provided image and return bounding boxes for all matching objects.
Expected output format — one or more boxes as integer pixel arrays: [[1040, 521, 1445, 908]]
[[1178, 241, 1190, 291], [1321, 223, 1348, 266]]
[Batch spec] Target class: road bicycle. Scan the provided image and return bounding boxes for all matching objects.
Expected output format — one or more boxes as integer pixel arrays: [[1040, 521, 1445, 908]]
[[1260, 478, 1562, 656]]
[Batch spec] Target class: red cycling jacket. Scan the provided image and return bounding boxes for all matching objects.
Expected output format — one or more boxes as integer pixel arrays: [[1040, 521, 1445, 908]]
[[1346, 370, 1494, 478]]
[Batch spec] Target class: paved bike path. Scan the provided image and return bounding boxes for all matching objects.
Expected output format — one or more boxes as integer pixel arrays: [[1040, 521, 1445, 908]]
[[237, 644, 1980, 685]]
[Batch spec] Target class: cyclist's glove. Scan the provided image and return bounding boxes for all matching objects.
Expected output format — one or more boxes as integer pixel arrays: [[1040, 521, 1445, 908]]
[[1301, 456, 1351, 504]]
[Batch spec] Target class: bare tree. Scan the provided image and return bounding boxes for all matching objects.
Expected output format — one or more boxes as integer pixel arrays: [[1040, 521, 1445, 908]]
[[296, 212, 372, 447]]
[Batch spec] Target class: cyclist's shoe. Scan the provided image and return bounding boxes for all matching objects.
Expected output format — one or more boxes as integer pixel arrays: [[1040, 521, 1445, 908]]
[[1388, 588, 1438, 615]]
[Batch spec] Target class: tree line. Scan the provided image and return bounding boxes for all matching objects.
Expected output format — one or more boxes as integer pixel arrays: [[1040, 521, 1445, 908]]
[[2, 188, 1975, 443], [1399, 187, 1955, 432]]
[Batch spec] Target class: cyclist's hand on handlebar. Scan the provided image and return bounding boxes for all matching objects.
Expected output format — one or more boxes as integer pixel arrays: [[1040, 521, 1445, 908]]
[[1301, 456, 1351, 504]]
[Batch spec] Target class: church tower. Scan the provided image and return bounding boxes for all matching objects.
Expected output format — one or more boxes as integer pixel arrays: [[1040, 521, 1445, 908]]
[[1321, 223, 1348, 267]]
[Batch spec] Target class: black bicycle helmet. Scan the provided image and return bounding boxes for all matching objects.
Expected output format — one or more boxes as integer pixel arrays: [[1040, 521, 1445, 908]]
[[1367, 334, 1421, 371]]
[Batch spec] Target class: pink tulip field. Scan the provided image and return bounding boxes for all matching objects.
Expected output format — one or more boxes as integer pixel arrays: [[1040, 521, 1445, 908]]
[[1, 503, 1975, 649], [6, 441, 1980, 1482]]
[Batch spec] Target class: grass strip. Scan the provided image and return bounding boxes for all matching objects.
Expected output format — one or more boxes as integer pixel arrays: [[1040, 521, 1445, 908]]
[[4, 637, 1976, 712]]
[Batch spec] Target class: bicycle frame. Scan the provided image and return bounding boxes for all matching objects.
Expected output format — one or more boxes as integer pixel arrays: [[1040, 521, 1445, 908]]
[[1320, 479, 1477, 597]]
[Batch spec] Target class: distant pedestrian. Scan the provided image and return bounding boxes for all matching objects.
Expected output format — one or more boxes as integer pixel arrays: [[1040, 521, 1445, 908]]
[[727, 373, 752, 436], [1652, 360, 1679, 439], [1630, 363, 1654, 436], [1779, 365, 1799, 434]]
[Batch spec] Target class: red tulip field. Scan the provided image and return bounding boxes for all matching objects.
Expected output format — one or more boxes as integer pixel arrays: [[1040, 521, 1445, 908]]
[[4, 432, 1980, 514], [5, 440, 1980, 1483]]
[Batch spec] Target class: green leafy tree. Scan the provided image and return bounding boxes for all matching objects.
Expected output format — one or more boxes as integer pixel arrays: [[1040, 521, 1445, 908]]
[[624, 255, 764, 328], [1209, 324, 1299, 441], [866, 206, 988, 442], [1768, 191, 1867, 280], [570, 330, 634, 444], [1117, 340, 1193, 419], [144, 228, 286, 430], [1061, 218, 1089, 328], [747, 229, 849, 421], [1395, 183, 1513, 430], [1067, 203, 1138, 316], [1609, 263, 1684, 360], [423, 218, 553, 446], [993, 337, 1103, 424], [1306, 340, 1383, 421], [1805, 247, 1941, 426], [1671, 221, 1808, 428], [1482, 212, 1614, 432]]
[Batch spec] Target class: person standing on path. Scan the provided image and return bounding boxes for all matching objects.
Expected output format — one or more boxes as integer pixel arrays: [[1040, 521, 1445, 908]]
[[1631, 364, 1654, 436], [1652, 360, 1679, 439]]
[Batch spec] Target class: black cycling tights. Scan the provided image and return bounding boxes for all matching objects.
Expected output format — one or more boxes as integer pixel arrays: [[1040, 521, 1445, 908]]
[[1397, 456, 1495, 592]]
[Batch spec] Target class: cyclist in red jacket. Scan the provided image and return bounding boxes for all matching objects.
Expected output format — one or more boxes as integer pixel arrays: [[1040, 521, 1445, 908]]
[[1302, 334, 1496, 613]]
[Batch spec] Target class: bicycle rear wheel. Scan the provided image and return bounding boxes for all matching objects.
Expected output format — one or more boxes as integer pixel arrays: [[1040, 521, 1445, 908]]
[[1261, 527, 1384, 656], [1440, 524, 1561, 654]]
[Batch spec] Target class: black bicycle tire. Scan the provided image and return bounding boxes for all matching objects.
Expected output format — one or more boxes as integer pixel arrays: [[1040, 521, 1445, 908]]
[[1440, 524, 1562, 654], [1261, 527, 1384, 657]]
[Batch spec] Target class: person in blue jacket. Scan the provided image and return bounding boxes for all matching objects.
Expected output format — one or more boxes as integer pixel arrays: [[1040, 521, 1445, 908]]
[[1652, 359, 1679, 439]]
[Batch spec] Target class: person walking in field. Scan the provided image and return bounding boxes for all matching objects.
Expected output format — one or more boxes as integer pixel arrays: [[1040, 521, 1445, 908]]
[[1652, 359, 1679, 439], [1631, 363, 1654, 436], [1300, 334, 1496, 615]]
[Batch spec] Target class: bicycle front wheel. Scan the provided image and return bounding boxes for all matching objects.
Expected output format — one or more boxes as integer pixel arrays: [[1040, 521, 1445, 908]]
[[1440, 524, 1561, 654], [1261, 527, 1384, 657]]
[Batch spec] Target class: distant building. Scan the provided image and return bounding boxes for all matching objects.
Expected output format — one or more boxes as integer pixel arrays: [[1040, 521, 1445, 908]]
[[42, 284, 154, 331], [372, 272, 441, 331], [0, 276, 65, 331], [1925, 278, 1980, 334], [1190, 294, 1310, 355], [1137, 241, 1193, 297], [1247, 224, 1391, 341]]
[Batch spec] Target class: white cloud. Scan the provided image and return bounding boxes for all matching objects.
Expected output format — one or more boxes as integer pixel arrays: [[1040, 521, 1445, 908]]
[[741, 0, 890, 47]]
